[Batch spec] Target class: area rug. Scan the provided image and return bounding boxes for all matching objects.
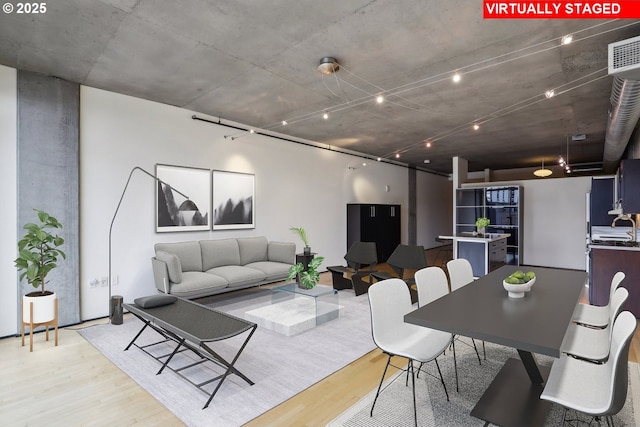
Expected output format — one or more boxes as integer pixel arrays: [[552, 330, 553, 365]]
[[328, 341, 640, 427], [79, 287, 375, 427]]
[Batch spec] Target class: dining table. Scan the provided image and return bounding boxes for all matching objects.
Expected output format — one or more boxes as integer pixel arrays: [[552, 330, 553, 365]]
[[404, 264, 586, 427]]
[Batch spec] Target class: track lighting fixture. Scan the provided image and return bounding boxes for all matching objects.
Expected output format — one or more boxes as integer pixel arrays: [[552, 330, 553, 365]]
[[473, 123, 480, 131], [281, 120, 288, 126], [452, 72, 461, 83], [323, 112, 329, 120], [561, 34, 573, 45], [545, 89, 555, 98], [376, 95, 384, 104]]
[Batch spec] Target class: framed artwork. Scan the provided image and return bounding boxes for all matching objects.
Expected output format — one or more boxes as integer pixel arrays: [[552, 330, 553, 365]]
[[212, 170, 255, 230], [156, 164, 211, 232]]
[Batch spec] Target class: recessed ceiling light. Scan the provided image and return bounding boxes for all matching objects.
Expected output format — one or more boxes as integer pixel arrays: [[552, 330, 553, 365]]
[[545, 89, 555, 98], [376, 95, 384, 104], [282, 120, 288, 126], [423, 159, 431, 164], [473, 123, 480, 131], [362, 162, 367, 167], [452, 72, 461, 83], [323, 112, 329, 120], [561, 34, 573, 45]]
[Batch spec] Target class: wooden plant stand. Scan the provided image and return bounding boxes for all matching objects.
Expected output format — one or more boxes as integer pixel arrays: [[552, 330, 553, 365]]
[[22, 298, 58, 352]]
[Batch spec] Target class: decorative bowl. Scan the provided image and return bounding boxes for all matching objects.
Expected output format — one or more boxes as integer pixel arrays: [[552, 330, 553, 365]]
[[503, 277, 535, 298]]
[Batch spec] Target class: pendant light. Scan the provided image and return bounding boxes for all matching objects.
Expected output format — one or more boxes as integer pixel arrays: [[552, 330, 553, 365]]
[[533, 160, 553, 177]]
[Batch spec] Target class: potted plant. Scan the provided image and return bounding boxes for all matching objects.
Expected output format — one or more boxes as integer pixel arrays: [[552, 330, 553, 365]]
[[287, 256, 325, 289], [14, 209, 66, 324], [290, 226, 311, 255], [475, 217, 490, 236]]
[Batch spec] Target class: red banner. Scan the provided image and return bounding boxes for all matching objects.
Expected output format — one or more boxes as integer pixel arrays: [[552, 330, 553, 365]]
[[483, 1, 640, 19]]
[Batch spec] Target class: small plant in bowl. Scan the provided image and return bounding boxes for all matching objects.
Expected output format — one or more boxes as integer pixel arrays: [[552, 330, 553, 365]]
[[503, 270, 536, 298], [475, 217, 490, 235]]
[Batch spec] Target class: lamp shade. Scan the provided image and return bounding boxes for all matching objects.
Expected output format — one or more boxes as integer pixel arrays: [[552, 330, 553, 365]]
[[533, 160, 553, 178]]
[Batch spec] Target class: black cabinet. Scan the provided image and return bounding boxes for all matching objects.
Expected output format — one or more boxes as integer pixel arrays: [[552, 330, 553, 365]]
[[620, 159, 640, 214], [347, 204, 401, 262], [590, 177, 615, 227]]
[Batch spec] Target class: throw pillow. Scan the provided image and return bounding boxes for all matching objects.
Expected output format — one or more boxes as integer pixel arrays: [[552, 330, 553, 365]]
[[134, 294, 177, 308], [155, 250, 183, 284]]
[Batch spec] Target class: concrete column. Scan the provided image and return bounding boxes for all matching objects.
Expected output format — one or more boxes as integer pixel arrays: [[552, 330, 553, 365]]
[[408, 167, 417, 245], [17, 70, 80, 329]]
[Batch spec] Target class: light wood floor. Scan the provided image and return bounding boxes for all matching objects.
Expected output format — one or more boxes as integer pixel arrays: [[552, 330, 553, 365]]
[[2, 249, 640, 426]]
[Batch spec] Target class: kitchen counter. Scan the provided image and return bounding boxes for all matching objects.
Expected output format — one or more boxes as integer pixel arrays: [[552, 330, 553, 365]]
[[589, 241, 640, 251], [439, 233, 510, 243]]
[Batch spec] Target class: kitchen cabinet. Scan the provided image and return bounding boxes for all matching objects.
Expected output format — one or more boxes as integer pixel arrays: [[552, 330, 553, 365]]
[[455, 186, 522, 265], [455, 234, 508, 277], [590, 177, 615, 227], [589, 246, 640, 317], [347, 204, 401, 262], [620, 159, 640, 214]]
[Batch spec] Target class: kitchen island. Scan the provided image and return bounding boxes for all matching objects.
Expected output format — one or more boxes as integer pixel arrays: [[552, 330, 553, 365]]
[[439, 232, 510, 277], [589, 241, 640, 318]]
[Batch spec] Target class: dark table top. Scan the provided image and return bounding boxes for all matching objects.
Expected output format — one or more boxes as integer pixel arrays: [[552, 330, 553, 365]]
[[125, 298, 255, 345], [404, 265, 586, 357]]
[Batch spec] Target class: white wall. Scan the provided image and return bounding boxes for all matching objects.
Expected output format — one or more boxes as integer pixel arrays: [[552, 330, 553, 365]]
[[463, 176, 591, 270], [417, 170, 452, 249], [79, 87, 416, 320], [0, 65, 17, 337]]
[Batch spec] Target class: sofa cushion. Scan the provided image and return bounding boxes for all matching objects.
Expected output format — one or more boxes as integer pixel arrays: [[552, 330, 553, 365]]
[[155, 241, 202, 272], [268, 241, 295, 264], [237, 236, 268, 265], [134, 294, 177, 308], [205, 266, 266, 288], [200, 239, 241, 270], [155, 251, 183, 284], [245, 261, 291, 282], [169, 271, 228, 298]]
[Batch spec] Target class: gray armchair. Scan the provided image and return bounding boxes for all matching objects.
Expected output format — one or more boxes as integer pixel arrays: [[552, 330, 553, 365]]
[[327, 242, 378, 295]]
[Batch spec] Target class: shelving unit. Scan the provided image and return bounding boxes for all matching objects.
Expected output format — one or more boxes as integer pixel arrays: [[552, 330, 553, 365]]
[[455, 186, 522, 265]]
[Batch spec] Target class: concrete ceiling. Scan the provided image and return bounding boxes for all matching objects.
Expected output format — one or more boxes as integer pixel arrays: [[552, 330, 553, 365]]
[[1, 1, 639, 174]]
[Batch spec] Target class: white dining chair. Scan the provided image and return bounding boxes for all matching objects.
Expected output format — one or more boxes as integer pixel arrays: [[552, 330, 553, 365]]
[[572, 271, 625, 328], [415, 266, 460, 391], [446, 258, 484, 362], [541, 310, 637, 426], [561, 287, 628, 362], [368, 278, 452, 427]]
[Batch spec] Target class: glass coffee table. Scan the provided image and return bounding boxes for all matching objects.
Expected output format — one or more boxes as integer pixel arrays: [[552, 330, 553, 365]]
[[245, 283, 341, 336]]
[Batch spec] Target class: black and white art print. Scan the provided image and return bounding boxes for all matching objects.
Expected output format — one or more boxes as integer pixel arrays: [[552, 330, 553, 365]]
[[212, 170, 255, 230], [156, 164, 211, 232]]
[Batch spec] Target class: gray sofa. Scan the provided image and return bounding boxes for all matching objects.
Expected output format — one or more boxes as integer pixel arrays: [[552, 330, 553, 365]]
[[151, 236, 295, 299]]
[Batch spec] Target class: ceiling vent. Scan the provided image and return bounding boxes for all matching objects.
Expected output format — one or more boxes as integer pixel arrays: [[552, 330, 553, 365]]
[[608, 35, 640, 80]]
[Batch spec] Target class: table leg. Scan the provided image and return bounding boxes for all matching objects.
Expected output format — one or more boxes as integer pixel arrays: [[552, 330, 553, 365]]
[[517, 349, 544, 384]]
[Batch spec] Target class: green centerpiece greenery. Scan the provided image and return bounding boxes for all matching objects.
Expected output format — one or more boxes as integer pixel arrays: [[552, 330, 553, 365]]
[[14, 209, 66, 296], [287, 256, 325, 289]]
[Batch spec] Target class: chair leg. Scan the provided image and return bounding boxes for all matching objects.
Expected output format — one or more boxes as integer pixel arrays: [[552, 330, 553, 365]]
[[434, 358, 449, 402], [482, 340, 486, 360], [370, 354, 392, 417], [452, 337, 459, 392], [471, 338, 482, 365], [561, 407, 567, 425], [410, 359, 418, 427]]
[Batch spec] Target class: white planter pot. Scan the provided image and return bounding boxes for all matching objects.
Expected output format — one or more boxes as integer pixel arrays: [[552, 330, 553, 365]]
[[22, 292, 57, 324]]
